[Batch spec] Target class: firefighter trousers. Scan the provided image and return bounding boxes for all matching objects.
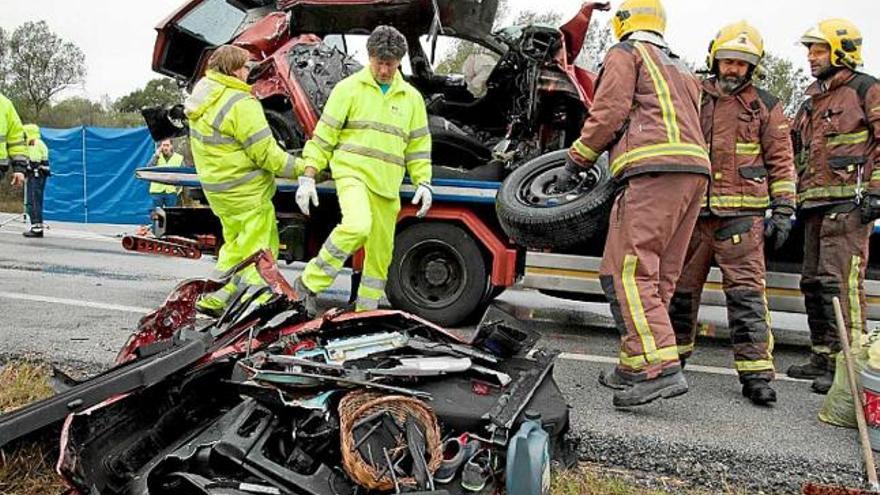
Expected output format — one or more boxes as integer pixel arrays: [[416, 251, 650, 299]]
[[668, 215, 774, 380], [800, 207, 871, 360], [301, 177, 400, 311], [600, 172, 708, 381]]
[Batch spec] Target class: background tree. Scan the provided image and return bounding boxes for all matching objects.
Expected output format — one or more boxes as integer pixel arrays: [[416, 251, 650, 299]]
[[756, 52, 810, 117], [6, 21, 86, 120], [115, 78, 184, 113]]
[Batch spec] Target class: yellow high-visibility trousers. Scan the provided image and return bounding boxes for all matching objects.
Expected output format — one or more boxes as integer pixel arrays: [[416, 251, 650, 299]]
[[198, 200, 279, 312], [301, 177, 399, 311]]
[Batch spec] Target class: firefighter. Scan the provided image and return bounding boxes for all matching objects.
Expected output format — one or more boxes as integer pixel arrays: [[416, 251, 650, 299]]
[[0, 92, 27, 189], [666, 22, 796, 406], [147, 138, 185, 216], [22, 124, 51, 238], [184, 45, 300, 317], [789, 19, 880, 394], [293, 25, 432, 315], [557, 0, 710, 407]]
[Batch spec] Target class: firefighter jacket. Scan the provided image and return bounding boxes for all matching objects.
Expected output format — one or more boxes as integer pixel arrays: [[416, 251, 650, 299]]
[[23, 125, 50, 177], [793, 68, 880, 210], [184, 70, 297, 215], [297, 67, 432, 200], [148, 152, 184, 194], [700, 78, 797, 216], [568, 32, 710, 180], [0, 93, 27, 173]]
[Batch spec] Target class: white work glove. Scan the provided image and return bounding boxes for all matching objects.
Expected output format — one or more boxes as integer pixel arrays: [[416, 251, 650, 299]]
[[412, 183, 433, 218], [295, 176, 319, 215]]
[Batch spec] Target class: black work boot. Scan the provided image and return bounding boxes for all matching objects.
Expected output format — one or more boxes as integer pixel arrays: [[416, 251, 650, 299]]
[[787, 353, 829, 379], [612, 370, 688, 408], [598, 367, 633, 390], [812, 370, 834, 395], [741, 377, 777, 406], [22, 227, 43, 238], [293, 277, 318, 318]]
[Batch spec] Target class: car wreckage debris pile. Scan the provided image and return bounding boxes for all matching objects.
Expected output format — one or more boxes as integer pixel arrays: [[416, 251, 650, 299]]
[[0, 251, 573, 495]]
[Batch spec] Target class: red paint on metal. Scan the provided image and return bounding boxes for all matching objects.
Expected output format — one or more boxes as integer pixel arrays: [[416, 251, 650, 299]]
[[233, 12, 291, 57]]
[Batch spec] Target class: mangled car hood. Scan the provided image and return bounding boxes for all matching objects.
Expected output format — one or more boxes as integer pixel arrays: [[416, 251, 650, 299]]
[[280, 0, 499, 46]]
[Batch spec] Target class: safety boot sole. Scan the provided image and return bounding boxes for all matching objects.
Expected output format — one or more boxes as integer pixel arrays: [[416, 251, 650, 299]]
[[612, 372, 688, 408]]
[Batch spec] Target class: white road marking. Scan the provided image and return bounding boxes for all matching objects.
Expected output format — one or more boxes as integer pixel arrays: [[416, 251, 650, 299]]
[[0, 291, 808, 381], [0, 291, 152, 314], [559, 352, 808, 382], [0, 226, 121, 243]]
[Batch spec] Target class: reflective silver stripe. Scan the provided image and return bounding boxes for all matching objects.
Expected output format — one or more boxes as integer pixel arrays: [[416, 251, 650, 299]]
[[356, 296, 380, 310], [213, 93, 249, 130], [361, 276, 386, 291], [409, 126, 429, 139], [313, 256, 339, 279], [242, 127, 272, 148], [322, 238, 349, 263], [337, 143, 405, 167], [0, 159, 8, 166], [405, 152, 431, 162], [279, 155, 297, 179], [346, 120, 407, 140], [8, 140, 24, 147], [9, 154, 27, 161], [190, 128, 236, 145], [312, 133, 334, 152], [201, 169, 266, 192], [320, 114, 344, 130], [0, 135, 5, 143]]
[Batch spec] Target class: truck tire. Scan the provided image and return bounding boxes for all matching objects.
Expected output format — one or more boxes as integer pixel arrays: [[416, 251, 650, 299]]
[[496, 149, 614, 249], [387, 223, 488, 327], [265, 108, 304, 152]]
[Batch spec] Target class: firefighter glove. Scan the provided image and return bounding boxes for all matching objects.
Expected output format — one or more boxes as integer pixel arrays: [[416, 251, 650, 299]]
[[412, 183, 433, 218], [295, 176, 319, 216], [556, 156, 584, 192], [860, 193, 880, 225], [764, 211, 792, 250]]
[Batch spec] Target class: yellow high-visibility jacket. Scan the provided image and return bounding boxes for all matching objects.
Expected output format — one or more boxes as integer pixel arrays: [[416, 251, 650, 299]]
[[0, 93, 27, 171], [299, 67, 432, 199], [184, 70, 296, 215], [149, 152, 184, 194]]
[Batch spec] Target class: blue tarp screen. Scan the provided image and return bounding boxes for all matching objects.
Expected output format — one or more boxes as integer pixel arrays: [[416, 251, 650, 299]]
[[41, 126, 156, 224]]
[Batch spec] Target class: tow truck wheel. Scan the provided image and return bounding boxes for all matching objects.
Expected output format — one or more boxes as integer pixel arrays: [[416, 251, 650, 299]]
[[387, 223, 488, 327]]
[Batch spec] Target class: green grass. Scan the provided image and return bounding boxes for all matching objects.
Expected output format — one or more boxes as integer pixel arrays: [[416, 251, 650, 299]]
[[551, 463, 744, 494]]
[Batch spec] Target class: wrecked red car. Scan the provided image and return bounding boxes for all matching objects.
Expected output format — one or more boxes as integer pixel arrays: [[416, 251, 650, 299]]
[[135, 0, 609, 326], [0, 251, 572, 494]]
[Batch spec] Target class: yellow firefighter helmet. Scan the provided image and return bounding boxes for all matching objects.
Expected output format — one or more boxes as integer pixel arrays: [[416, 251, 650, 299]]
[[800, 18, 863, 69], [611, 0, 666, 41], [707, 21, 764, 71]]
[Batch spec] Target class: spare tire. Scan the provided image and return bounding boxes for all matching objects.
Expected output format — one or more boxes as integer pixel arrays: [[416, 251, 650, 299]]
[[496, 150, 615, 249]]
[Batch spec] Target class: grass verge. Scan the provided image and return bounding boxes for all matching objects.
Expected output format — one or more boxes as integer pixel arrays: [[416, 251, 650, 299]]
[[0, 361, 66, 495]]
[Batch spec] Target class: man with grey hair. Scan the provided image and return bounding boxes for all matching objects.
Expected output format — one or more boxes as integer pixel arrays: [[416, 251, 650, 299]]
[[293, 25, 433, 315]]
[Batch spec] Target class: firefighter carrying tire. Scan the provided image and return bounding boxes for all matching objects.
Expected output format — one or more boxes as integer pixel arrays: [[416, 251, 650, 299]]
[[496, 149, 615, 249]]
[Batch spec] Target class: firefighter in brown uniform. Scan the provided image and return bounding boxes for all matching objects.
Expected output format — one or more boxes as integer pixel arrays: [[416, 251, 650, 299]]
[[789, 19, 880, 394], [558, 0, 710, 407], [667, 22, 797, 406]]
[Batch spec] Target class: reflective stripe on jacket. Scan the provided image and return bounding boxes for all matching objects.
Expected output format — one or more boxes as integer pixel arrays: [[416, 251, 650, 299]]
[[793, 69, 880, 209], [0, 93, 27, 170], [184, 70, 296, 215], [149, 152, 184, 194], [568, 32, 710, 179], [298, 67, 432, 199], [700, 79, 796, 216]]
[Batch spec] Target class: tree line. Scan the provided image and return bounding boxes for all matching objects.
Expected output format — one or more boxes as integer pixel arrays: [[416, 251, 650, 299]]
[[0, 21, 183, 129]]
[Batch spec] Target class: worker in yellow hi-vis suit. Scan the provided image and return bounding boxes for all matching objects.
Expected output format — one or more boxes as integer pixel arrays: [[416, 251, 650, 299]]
[[184, 45, 299, 317], [294, 25, 433, 315]]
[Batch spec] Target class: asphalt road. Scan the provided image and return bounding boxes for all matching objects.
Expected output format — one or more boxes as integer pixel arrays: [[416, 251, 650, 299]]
[[0, 219, 868, 493]]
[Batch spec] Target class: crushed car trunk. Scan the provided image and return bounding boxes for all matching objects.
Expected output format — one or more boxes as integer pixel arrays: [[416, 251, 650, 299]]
[[1, 251, 573, 494]]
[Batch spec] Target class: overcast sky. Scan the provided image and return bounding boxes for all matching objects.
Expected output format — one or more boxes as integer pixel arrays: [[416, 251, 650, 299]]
[[2, 0, 879, 100]]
